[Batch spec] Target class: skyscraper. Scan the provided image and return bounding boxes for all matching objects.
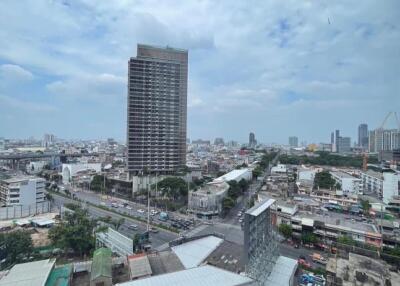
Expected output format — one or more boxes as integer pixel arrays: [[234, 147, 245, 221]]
[[335, 130, 340, 153], [248, 132, 257, 148], [358, 124, 368, 149], [288, 136, 298, 147], [127, 44, 188, 175]]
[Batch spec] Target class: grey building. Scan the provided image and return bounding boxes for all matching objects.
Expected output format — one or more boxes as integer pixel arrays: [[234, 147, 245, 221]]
[[288, 136, 298, 148], [358, 123, 368, 149], [248, 132, 257, 148], [369, 129, 400, 153], [127, 44, 188, 175], [337, 136, 351, 153], [335, 130, 340, 153]]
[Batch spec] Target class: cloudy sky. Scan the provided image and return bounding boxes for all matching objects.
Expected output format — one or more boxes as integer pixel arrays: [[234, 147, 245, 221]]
[[0, 0, 399, 144]]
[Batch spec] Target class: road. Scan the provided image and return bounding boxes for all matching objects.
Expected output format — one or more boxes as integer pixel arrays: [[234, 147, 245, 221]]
[[51, 193, 178, 249]]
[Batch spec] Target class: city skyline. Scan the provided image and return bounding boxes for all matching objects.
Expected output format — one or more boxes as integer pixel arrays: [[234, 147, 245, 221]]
[[0, 1, 399, 143]]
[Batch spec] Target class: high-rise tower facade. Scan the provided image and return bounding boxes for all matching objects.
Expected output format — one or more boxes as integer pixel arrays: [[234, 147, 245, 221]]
[[127, 44, 188, 175], [358, 123, 369, 149]]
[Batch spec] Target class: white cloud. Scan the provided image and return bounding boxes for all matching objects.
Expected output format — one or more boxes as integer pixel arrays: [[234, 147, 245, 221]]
[[0, 64, 33, 81], [0, 94, 56, 112]]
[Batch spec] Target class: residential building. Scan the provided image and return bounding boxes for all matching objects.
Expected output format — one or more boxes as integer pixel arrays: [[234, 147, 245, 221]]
[[0, 176, 45, 206], [127, 44, 188, 176], [382, 172, 400, 204], [310, 189, 358, 207], [326, 253, 400, 286], [369, 128, 400, 153], [288, 136, 298, 148], [358, 123, 368, 149], [361, 170, 383, 197], [271, 164, 287, 174], [248, 132, 257, 148], [337, 136, 351, 153], [330, 171, 361, 194]]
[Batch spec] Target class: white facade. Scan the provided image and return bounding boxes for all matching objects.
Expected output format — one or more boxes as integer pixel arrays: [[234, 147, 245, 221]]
[[62, 162, 101, 184], [271, 164, 287, 174], [330, 171, 361, 194], [382, 172, 400, 204], [0, 176, 45, 206], [96, 227, 133, 257], [26, 161, 48, 174], [361, 170, 383, 198]]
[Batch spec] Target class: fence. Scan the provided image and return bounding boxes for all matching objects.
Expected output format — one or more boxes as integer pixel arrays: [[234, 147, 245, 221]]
[[0, 201, 51, 220]]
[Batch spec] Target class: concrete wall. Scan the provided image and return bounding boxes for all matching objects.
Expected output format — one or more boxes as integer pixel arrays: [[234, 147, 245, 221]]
[[0, 201, 51, 220]]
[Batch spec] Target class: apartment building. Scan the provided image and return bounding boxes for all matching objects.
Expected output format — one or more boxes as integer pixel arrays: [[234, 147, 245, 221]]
[[361, 170, 383, 198], [0, 176, 45, 206], [330, 171, 361, 194]]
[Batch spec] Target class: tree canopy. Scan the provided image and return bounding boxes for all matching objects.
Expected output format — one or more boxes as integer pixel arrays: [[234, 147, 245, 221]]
[[278, 224, 293, 239], [48, 205, 97, 256], [153, 177, 188, 199], [0, 230, 33, 267], [314, 170, 337, 189]]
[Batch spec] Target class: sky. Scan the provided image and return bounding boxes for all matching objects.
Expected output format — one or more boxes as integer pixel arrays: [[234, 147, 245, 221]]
[[0, 0, 399, 144]]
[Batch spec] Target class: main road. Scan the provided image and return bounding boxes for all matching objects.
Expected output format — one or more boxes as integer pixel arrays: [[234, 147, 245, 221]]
[[51, 193, 178, 249]]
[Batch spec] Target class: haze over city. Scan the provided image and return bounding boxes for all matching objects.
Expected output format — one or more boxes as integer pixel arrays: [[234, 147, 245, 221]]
[[0, 0, 399, 143]]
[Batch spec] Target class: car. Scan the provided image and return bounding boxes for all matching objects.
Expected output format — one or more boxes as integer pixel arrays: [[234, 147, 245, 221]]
[[111, 203, 119, 208], [128, 224, 138, 230], [298, 258, 311, 268], [100, 202, 106, 206], [125, 206, 133, 210], [239, 218, 243, 223], [137, 209, 145, 214], [149, 227, 159, 233]]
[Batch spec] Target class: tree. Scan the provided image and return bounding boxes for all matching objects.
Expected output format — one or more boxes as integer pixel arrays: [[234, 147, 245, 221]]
[[238, 178, 249, 193], [279, 224, 293, 239], [252, 166, 263, 178], [112, 218, 125, 230], [227, 181, 240, 199], [154, 177, 188, 199], [301, 233, 318, 245], [222, 197, 235, 213], [247, 195, 255, 208], [337, 235, 355, 246], [0, 230, 33, 266], [91, 175, 106, 193], [360, 199, 371, 213], [49, 206, 96, 257], [45, 193, 53, 202], [313, 171, 336, 189]]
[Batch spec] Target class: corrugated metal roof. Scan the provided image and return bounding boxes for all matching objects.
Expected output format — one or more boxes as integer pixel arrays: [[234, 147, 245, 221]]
[[171, 236, 223, 269], [45, 265, 72, 286], [116, 265, 253, 286], [90, 248, 112, 280], [0, 259, 55, 286], [129, 255, 152, 279]]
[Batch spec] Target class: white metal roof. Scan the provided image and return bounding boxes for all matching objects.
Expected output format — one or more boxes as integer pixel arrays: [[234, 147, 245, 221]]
[[266, 256, 298, 286], [116, 265, 253, 286], [0, 259, 55, 286], [171, 236, 224, 269], [129, 255, 152, 279], [246, 198, 275, 217], [217, 169, 251, 182]]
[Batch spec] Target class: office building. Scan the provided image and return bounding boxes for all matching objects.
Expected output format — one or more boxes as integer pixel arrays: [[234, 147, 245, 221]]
[[0, 176, 45, 206], [335, 130, 340, 152], [214, 137, 224, 146], [358, 123, 368, 149], [369, 129, 400, 153], [337, 136, 351, 153], [248, 132, 257, 148], [127, 44, 188, 176], [288, 136, 298, 148]]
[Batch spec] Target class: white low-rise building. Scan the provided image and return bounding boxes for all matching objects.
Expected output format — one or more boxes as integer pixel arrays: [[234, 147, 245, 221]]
[[62, 162, 101, 184], [216, 168, 252, 182], [271, 164, 287, 174], [330, 171, 361, 194], [0, 176, 45, 206], [188, 179, 230, 218], [361, 170, 383, 197], [382, 172, 400, 204]]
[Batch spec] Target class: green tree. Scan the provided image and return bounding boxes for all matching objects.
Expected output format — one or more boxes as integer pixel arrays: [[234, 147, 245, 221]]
[[222, 196, 235, 213], [252, 166, 263, 178], [227, 181, 240, 199], [154, 177, 188, 199], [0, 230, 33, 266], [301, 233, 318, 245], [278, 224, 293, 239], [360, 199, 371, 213], [337, 235, 356, 246], [112, 218, 125, 230], [238, 178, 249, 193], [314, 171, 336, 189], [48, 206, 96, 257], [45, 193, 53, 202]]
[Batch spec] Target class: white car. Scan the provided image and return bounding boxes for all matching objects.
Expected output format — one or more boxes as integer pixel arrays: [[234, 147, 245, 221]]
[[125, 206, 133, 210], [137, 209, 145, 214]]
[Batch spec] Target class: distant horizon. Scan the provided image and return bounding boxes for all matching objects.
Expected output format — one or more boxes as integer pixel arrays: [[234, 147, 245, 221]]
[[0, 1, 399, 144]]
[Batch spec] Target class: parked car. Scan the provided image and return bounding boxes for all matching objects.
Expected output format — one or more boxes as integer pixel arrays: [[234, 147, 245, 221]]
[[128, 224, 138, 230], [298, 258, 312, 268], [137, 209, 145, 214], [125, 205, 133, 210]]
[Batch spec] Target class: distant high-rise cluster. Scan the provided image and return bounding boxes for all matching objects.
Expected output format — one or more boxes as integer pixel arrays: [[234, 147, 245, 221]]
[[214, 137, 224, 146], [42, 134, 55, 147], [333, 129, 351, 153], [127, 44, 188, 175], [288, 136, 298, 148], [358, 124, 369, 149], [248, 132, 257, 148]]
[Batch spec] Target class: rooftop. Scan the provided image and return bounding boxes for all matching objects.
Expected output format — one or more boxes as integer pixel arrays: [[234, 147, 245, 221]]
[[363, 170, 384, 180], [217, 169, 251, 182], [90, 248, 112, 281], [246, 198, 275, 217], [0, 259, 55, 286], [266, 256, 298, 286], [171, 235, 224, 269], [128, 254, 152, 279], [205, 240, 246, 273], [116, 265, 253, 286], [330, 170, 356, 179]]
